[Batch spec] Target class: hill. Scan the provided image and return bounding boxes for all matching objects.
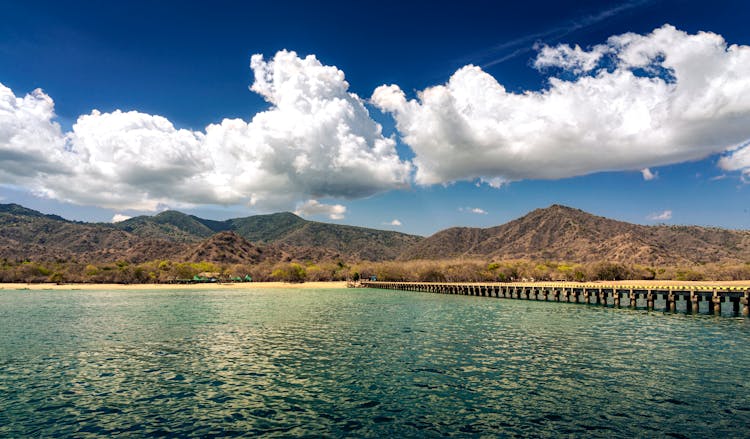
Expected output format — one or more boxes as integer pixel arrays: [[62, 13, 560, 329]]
[[0, 203, 182, 262], [0, 203, 421, 263], [180, 231, 278, 264], [116, 210, 421, 261], [4, 202, 749, 267], [114, 210, 231, 242], [399, 205, 750, 265]]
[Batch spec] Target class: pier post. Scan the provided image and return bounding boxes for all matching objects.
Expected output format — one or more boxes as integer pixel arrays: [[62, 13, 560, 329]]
[[666, 293, 676, 312], [542, 288, 549, 301], [646, 290, 655, 310], [742, 290, 750, 316], [562, 288, 570, 302], [712, 290, 722, 315], [612, 290, 618, 308], [691, 292, 700, 314], [629, 289, 637, 308], [583, 289, 590, 304]]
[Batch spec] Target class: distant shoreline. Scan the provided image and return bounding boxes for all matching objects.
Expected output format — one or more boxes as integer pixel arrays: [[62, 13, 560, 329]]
[[2, 280, 749, 291], [0, 281, 349, 290]]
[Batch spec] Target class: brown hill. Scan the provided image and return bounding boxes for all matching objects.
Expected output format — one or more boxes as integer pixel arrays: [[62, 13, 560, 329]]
[[115, 210, 422, 261], [400, 205, 750, 265], [4, 202, 750, 267], [0, 204, 393, 264], [0, 204, 182, 262], [180, 231, 277, 264]]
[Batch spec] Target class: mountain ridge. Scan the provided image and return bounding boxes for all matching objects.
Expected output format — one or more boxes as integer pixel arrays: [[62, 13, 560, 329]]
[[400, 204, 750, 264], [0, 204, 421, 263], [2, 203, 749, 266]]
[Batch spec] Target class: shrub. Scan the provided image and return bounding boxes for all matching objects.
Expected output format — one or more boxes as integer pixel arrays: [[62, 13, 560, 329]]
[[271, 263, 307, 283]]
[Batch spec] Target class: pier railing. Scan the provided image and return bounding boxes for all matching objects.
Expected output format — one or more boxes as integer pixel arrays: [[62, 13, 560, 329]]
[[360, 281, 750, 316]]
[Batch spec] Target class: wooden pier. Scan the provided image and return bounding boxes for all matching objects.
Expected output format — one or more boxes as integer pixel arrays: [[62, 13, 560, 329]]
[[360, 281, 750, 316]]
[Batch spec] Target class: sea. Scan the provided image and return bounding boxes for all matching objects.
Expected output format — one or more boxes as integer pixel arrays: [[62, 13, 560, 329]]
[[1, 287, 749, 437]]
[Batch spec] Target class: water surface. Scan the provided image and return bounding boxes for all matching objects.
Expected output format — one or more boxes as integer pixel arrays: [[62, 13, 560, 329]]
[[1, 288, 748, 437]]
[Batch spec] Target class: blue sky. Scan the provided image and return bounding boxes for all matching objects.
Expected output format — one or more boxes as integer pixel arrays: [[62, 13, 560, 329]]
[[1, 0, 749, 235]]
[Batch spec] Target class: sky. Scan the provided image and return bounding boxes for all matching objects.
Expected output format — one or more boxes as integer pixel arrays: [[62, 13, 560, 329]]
[[1, 0, 750, 236]]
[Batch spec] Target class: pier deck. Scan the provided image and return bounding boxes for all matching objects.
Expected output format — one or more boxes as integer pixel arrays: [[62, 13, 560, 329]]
[[361, 281, 750, 316]]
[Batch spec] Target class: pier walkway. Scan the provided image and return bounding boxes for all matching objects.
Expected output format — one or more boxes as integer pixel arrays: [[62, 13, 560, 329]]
[[361, 281, 750, 316]]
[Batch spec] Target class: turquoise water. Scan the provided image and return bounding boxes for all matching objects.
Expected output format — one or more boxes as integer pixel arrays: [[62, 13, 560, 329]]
[[1, 288, 749, 438]]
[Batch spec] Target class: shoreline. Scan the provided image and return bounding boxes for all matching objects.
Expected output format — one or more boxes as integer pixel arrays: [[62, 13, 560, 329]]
[[2, 280, 749, 291], [0, 281, 349, 290]]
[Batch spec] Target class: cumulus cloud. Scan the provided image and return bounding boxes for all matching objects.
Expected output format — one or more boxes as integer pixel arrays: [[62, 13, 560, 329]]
[[294, 199, 346, 220], [0, 84, 69, 184], [641, 168, 657, 181], [202, 51, 411, 208], [45, 109, 209, 210], [383, 219, 402, 226], [648, 210, 672, 221], [372, 25, 750, 186], [111, 213, 132, 223], [0, 50, 411, 211]]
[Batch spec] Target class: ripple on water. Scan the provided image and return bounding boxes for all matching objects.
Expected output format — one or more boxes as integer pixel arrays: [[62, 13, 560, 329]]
[[0, 288, 749, 437]]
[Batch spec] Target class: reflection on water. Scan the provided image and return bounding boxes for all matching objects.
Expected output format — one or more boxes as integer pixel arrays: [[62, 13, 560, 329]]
[[1, 288, 749, 437]]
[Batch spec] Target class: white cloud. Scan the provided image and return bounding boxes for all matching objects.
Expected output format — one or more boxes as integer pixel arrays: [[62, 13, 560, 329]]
[[534, 43, 608, 74], [47, 109, 209, 210], [294, 199, 346, 220], [111, 213, 132, 223], [383, 219, 402, 226], [641, 168, 657, 181], [459, 207, 488, 214], [648, 210, 672, 221], [202, 51, 411, 209], [0, 84, 69, 184], [719, 141, 750, 175], [373, 25, 750, 187], [0, 50, 411, 211]]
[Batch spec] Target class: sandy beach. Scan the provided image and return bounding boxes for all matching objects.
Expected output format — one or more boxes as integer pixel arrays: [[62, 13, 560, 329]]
[[0, 281, 349, 291]]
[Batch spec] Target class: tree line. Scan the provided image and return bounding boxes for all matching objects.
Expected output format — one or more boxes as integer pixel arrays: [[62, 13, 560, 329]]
[[2, 257, 750, 284]]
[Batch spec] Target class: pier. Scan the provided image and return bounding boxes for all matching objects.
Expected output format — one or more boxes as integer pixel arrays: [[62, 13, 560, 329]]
[[361, 281, 750, 316]]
